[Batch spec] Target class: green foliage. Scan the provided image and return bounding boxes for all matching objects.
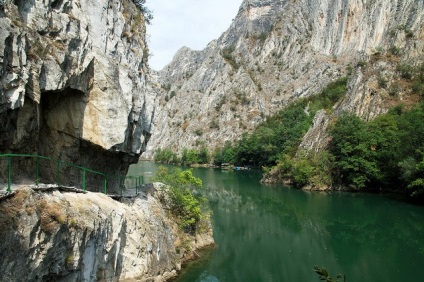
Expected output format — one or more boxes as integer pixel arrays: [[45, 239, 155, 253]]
[[356, 61, 367, 67], [412, 63, 424, 96], [132, 0, 153, 24], [275, 151, 334, 188], [215, 96, 226, 111], [166, 91, 176, 101], [154, 148, 179, 164], [327, 103, 424, 194], [408, 152, 424, 196], [389, 46, 401, 56], [291, 158, 315, 187], [198, 146, 211, 164], [181, 146, 210, 165], [213, 141, 237, 165], [209, 118, 220, 129], [213, 77, 348, 168], [397, 63, 414, 79], [313, 266, 346, 282], [194, 129, 203, 136], [255, 32, 268, 43], [221, 45, 239, 69], [235, 103, 312, 167], [182, 148, 198, 165], [329, 113, 380, 189], [306, 77, 348, 114], [152, 167, 207, 233]]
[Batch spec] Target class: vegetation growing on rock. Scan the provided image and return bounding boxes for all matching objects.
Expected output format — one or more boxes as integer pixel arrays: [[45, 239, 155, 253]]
[[132, 0, 153, 24], [152, 167, 211, 234]]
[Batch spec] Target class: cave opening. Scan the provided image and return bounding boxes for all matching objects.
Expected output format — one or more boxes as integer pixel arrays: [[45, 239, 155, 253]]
[[38, 87, 87, 188]]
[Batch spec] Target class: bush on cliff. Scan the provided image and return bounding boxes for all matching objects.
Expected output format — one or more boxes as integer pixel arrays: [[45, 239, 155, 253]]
[[132, 0, 153, 24], [152, 166, 208, 234]]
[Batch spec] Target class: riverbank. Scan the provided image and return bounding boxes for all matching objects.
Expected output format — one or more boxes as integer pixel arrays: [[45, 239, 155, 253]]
[[0, 184, 214, 281]]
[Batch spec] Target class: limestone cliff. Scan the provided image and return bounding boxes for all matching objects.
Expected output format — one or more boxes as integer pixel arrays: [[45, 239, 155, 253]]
[[0, 0, 156, 192], [143, 0, 423, 159], [0, 186, 213, 281]]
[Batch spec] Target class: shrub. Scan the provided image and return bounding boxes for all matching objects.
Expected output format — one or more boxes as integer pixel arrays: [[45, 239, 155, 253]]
[[152, 167, 207, 234], [397, 63, 414, 79], [210, 119, 219, 129], [291, 158, 315, 187], [154, 148, 179, 164], [221, 45, 239, 69], [389, 46, 401, 56], [132, 0, 153, 24], [356, 61, 367, 67]]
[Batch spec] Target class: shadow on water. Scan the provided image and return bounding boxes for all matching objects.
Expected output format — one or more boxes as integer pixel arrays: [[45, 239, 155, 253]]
[[129, 162, 424, 282]]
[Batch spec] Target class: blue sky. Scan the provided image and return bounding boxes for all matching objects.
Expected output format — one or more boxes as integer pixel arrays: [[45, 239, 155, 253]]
[[146, 0, 243, 70]]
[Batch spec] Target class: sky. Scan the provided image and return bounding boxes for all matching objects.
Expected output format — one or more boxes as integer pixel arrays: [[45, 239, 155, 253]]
[[145, 0, 243, 70]]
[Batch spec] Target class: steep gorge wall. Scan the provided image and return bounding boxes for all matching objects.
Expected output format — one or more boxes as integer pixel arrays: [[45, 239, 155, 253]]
[[144, 0, 423, 159], [0, 0, 156, 191]]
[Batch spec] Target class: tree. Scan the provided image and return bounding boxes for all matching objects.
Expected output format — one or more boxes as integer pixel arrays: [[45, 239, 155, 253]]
[[213, 141, 236, 165], [329, 113, 379, 189], [291, 158, 315, 187], [198, 146, 210, 164], [154, 148, 179, 164], [407, 152, 424, 196], [132, 0, 153, 24], [152, 167, 206, 234], [366, 114, 400, 186]]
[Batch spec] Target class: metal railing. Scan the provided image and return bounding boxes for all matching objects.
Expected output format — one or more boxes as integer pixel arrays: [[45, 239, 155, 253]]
[[0, 154, 144, 196], [124, 175, 144, 195]]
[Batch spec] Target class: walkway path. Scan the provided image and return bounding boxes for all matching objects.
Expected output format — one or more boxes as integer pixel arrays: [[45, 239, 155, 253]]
[[0, 182, 149, 201]]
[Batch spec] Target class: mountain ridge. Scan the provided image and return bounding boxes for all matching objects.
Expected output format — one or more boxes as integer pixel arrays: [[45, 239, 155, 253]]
[[143, 0, 424, 160]]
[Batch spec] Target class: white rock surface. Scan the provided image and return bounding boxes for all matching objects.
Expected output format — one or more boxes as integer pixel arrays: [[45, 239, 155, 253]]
[[0, 0, 157, 191], [143, 0, 423, 159], [0, 186, 213, 281]]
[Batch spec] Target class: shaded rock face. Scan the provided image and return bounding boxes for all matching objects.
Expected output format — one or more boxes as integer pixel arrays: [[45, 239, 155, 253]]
[[0, 0, 156, 192], [143, 0, 423, 159], [0, 186, 213, 281]]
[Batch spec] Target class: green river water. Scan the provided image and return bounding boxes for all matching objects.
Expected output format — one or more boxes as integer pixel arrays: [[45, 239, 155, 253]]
[[128, 162, 424, 282]]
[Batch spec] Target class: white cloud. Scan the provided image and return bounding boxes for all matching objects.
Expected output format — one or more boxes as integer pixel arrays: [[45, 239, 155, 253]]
[[146, 0, 243, 70]]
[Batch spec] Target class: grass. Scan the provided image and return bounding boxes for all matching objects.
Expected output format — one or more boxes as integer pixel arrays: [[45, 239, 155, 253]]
[[39, 199, 67, 233]]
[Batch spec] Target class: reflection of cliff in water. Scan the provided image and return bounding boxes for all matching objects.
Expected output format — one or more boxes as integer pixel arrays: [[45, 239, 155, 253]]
[[127, 163, 424, 282], [194, 169, 424, 281]]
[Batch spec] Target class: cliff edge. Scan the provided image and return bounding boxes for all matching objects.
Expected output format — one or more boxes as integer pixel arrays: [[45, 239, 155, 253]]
[[0, 0, 157, 192], [0, 185, 213, 281]]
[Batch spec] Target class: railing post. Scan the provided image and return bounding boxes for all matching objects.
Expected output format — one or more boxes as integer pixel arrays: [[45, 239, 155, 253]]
[[82, 170, 86, 191], [7, 156, 12, 193], [35, 155, 39, 186], [136, 177, 138, 195]]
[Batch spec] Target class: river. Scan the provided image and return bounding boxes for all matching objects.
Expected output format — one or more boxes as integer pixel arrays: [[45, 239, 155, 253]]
[[128, 162, 424, 282]]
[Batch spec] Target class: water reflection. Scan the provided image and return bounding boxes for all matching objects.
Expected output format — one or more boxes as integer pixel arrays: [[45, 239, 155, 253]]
[[128, 162, 424, 282]]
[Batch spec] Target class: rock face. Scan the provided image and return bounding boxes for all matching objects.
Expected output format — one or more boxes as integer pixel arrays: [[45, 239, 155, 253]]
[[0, 0, 156, 192], [143, 0, 423, 159], [0, 186, 213, 281]]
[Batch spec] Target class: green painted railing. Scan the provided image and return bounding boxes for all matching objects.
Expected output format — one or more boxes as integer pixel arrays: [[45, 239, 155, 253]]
[[124, 175, 144, 195], [0, 154, 144, 196]]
